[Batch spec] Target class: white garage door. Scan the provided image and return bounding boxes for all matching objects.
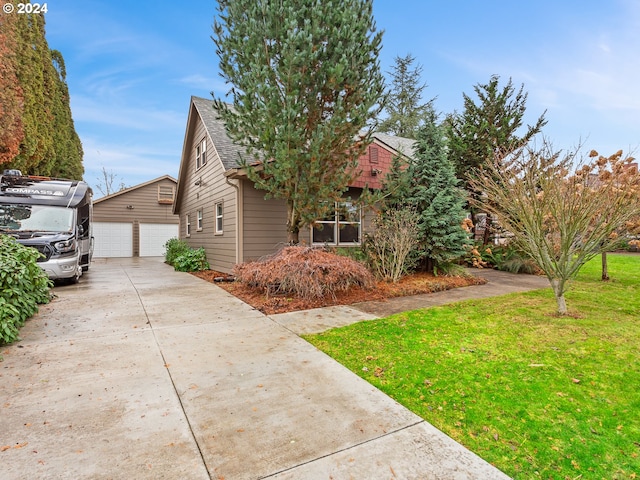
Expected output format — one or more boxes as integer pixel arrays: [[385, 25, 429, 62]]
[[139, 223, 179, 257], [93, 222, 133, 258]]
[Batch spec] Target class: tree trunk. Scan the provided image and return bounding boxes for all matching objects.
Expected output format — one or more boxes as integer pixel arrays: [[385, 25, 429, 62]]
[[482, 215, 493, 245], [601, 252, 609, 281], [551, 278, 568, 315], [286, 199, 300, 245], [287, 229, 299, 245], [555, 293, 567, 315]]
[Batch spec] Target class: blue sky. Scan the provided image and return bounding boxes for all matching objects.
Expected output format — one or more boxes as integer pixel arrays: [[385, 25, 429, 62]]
[[38, 0, 640, 197]]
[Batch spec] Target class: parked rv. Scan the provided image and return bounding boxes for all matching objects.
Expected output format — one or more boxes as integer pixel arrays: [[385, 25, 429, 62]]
[[0, 170, 93, 283]]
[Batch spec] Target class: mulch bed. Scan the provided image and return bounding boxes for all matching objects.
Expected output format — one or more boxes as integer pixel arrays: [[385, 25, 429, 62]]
[[191, 270, 487, 315]]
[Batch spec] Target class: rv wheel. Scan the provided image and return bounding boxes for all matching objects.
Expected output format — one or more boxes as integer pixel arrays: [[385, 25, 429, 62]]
[[68, 265, 82, 284]]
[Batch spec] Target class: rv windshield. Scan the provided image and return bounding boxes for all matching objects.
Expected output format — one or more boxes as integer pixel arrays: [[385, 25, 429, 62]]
[[0, 204, 74, 233]]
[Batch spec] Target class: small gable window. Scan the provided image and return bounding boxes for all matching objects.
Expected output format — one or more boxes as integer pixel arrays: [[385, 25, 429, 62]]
[[158, 185, 175, 204], [196, 138, 207, 170]]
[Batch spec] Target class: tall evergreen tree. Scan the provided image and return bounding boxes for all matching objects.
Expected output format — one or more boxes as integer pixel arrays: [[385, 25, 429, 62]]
[[445, 75, 547, 192], [411, 109, 469, 271], [9, 11, 55, 174], [213, 0, 385, 243], [3, 10, 83, 178], [0, 12, 24, 165], [50, 50, 84, 179], [382, 107, 469, 272], [444, 75, 546, 239], [378, 54, 432, 139]]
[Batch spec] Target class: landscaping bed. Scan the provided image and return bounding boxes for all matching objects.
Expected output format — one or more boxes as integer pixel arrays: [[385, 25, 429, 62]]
[[192, 269, 487, 314]]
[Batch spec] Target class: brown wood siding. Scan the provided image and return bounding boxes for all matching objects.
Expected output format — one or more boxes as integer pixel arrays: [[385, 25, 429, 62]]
[[93, 178, 179, 224], [350, 142, 396, 190], [176, 115, 237, 273], [242, 180, 289, 261]]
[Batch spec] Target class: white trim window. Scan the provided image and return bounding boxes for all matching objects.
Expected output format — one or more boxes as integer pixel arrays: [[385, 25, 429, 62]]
[[196, 209, 203, 231], [196, 138, 207, 170], [312, 201, 361, 246], [215, 202, 223, 234], [185, 214, 191, 237]]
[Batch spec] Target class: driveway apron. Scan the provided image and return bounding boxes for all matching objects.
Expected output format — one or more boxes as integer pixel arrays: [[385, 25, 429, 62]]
[[0, 258, 510, 479]]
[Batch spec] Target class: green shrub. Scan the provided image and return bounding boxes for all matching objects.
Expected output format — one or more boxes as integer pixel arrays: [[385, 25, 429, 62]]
[[164, 237, 191, 266], [0, 235, 52, 345], [173, 247, 210, 272]]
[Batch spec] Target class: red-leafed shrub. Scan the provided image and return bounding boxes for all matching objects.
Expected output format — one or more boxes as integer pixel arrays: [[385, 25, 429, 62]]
[[233, 246, 374, 300]]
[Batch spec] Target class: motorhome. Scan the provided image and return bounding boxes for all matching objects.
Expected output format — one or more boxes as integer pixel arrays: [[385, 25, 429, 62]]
[[0, 170, 93, 283]]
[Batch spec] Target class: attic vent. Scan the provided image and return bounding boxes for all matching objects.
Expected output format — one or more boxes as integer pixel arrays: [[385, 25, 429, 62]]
[[158, 185, 175, 205], [370, 146, 379, 164]]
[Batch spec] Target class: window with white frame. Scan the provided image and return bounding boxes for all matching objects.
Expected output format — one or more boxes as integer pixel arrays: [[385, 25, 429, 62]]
[[196, 209, 203, 231], [185, 214, 191, 237], [196, 138, 207, 170], [215, 202, 223, 234], [312, 201, 361, 246]]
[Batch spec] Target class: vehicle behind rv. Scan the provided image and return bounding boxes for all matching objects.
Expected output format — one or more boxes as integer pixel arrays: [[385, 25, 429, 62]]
[[0, 170, 93, 283]]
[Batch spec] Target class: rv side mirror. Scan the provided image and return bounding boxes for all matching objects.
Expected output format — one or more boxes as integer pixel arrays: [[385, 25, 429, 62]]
[[78, 224, 85, 236]]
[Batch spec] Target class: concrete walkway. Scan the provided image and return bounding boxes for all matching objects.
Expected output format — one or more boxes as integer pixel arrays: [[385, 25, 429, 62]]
[[270, 268, 550, 335], [1, 258, 514, 479]]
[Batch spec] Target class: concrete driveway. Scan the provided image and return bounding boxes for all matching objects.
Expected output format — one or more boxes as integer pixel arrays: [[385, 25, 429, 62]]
[[1, 257, 510, 479]]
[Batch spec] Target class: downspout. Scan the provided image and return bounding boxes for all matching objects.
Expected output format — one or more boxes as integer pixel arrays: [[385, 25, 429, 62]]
[[225, 176, 242, 265]]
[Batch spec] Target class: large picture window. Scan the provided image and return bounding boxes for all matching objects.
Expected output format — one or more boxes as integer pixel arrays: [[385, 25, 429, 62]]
[[312, 202, 361, 246]]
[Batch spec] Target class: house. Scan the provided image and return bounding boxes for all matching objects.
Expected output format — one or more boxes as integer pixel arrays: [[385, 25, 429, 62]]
[[173, 96, 414, 273], [93, 175, 179, 258]]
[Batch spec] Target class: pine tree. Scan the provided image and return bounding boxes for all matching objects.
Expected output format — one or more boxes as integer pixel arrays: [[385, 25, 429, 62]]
[[445, 75, 547, 191], [444, 75, 546, 240], [213, 0, 385, 243], [378, 54, 432, 139]]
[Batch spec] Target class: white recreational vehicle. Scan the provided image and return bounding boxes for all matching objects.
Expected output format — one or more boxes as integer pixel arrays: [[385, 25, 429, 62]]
[[0, 170, 93, 283]]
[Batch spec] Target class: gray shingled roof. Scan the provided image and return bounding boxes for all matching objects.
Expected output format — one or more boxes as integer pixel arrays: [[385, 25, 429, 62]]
[[372, 132, 416, 159], [191, 96, 415, 171], [191, 96, 249, 170]]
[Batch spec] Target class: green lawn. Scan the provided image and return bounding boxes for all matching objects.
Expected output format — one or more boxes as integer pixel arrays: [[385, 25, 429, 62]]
[[304, 254, 640, 479]]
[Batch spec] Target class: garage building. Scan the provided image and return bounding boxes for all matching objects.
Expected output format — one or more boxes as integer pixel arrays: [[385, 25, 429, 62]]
[[93, 175, 179, 258]]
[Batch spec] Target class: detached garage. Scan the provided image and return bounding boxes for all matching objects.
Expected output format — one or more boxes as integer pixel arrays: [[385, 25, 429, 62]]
[[93, 176, 179, 258]]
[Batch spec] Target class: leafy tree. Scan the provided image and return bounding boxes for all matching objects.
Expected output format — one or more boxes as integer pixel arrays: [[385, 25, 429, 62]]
[[470, 142, 640, 315], [212, 0, 385, 243], [383, 108, 468, 273], [378, 54, 432, 139]]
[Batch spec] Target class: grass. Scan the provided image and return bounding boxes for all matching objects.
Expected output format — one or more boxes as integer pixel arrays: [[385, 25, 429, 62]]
[[304, 254, 640, 479]]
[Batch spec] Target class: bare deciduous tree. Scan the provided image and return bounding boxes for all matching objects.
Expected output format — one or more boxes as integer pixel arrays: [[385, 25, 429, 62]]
[[95, 166, 126, 197], [471, 142, 640, 315], [364, 208, 420, 282]]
